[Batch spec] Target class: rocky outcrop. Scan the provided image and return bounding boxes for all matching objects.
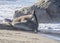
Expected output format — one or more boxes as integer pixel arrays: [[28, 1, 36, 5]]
[[12, 9, 38, 32], [35, 0, 60, 23], [11, 0, 60, 32], [13, 0, 60, 23]]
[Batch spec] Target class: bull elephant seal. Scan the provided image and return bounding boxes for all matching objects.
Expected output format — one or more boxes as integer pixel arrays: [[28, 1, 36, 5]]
[[12, 10, 38, 33]]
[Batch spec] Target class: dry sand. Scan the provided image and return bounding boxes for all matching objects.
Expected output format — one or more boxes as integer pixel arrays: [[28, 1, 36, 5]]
[[0, 24, 60, 43], [0, 30, 59, 43]]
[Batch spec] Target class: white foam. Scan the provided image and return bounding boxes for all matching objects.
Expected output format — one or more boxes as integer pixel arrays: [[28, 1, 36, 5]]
[[0, 0, 36, 20]]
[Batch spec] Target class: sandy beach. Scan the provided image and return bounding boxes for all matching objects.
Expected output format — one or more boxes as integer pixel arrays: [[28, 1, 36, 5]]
[[0, 24, 60, 43]]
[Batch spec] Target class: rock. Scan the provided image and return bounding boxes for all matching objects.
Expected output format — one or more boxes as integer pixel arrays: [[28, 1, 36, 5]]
[[12, 0, 60, 32], [4, 19, 12, 22], [3, 19, 12, 26], [12, 9, 38, 32], [35, 0, 60, 23]]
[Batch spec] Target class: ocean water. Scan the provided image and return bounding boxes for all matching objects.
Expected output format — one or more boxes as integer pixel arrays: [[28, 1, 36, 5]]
[[38, 23, 60, 30], [0, 0, 36, 20], [38, 24, 60, 41]]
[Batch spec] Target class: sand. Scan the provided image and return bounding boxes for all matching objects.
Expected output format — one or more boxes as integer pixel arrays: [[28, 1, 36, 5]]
[[0, 24, 60, 43], [0, 29, 59, 43]]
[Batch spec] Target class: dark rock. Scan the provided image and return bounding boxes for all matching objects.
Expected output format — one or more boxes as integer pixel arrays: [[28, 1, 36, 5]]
[[12, 9, 38, 32], [4, 18, 12, 22], [35, 0, 60, 23], [12, 0, 60, 32]]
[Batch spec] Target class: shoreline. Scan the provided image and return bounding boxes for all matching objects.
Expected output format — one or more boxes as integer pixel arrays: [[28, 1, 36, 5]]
[[0, 24, 60, 43]]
